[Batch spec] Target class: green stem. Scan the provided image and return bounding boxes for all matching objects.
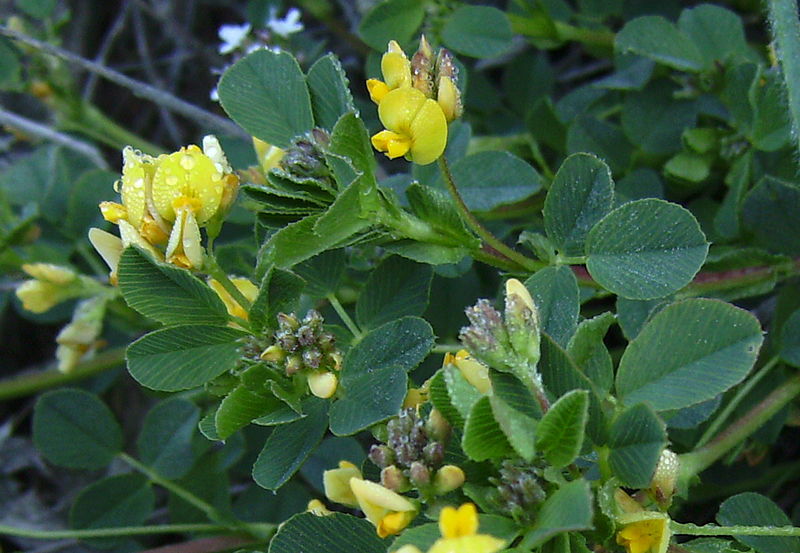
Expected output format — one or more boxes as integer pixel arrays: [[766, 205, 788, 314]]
[[695, 357, 780, 448], [0, 523, 267, 540], [679, 374, 800, 482], [119, 453, 232, 526], [767, 0, 800, 160], [0, 347, 125, 401], [672, 521, 800, 537], [554, 21, 615, 49], [204, 255, 253, 314], [62, 102, 164, 155], [432, 343, 462, 354], [438, 157, 544, 273], [327, 293, 362, 340]]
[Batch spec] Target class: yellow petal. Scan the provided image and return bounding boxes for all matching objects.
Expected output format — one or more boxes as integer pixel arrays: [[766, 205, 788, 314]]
[[452, 350, 492, 394], [308, 371, 338, 398], [350, 478, 416, 513], [120, 146, 152, 228], [382, 51, 412, 89], [437, 76, 462, 122], [323, 462, 362, 507], [428, 535, 506, 553], [367, 79, 391, 104], [99, 201, 128, 224], [408, 98, 447, 165], [378, 87, 427, 133], [371, 130, 411, 159], [21, 263, 76, 284], [439, 503, 478, 539], [16, 281, 60, 313], [88, 228, 124, 278], [152, 146, 225, 224], [378, 510, 415, 538]]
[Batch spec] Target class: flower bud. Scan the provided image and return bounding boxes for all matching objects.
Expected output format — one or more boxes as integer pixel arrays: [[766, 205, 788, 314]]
[[285, 354, 303, 375], [308, 371, 337, 398], [411, 35, 434, 97], [408, 461, 431, 487], [369, 444, 395, 469], [260, 344, 286, 363], [55, 296, 107, 373], [504, 278, 540, 366], [650, 449, 679, 505], [381, 465, 410, 492], [306, 499, 333, 516], [426, 408, 451, 443], [447, 349, 492, 394], [422, 442, 445, 467], [433, 465, 465, 494]]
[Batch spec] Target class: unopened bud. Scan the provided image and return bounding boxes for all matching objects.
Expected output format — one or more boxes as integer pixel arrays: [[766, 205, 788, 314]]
[[381, 465, 410, 492], [426, 409, 451, 443], [403, 387, 427, 409], [286, 355, 303, 375], [650, 449, 679, 505], [303, 347, 323, 369], [411, 35, 434, 97], [504, 278, 540, 366], [308, 371, 337, 398], [260, 344, 286, 363], [433, 465, 465, 494], [437, 76, 462, 123], [369, 445, 395, 468], [278, 312, 300, 331], [409, 461, 431, 487], [422, 442, 445, 467], [307, 499, 333, 516]]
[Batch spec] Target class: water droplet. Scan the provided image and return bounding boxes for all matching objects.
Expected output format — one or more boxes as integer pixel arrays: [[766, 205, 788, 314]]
[[166, 175, 179, 186], [180, 155, 195, 170]]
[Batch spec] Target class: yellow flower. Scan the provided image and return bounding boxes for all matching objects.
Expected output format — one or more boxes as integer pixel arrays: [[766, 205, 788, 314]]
[[444, 350, 492, 394], [396, 503, 506, 553], [306, 499, 333, 516], [616, 516, 670, 553], [323, 460, 362, 508], [55, 296, 106, 373], [371, 87, 447, 165], [349, 477, 418, 538], [208, 277, 258, 322], [367, 40, 412, 104]]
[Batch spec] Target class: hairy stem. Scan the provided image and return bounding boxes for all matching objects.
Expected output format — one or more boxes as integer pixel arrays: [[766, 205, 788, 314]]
[[438, 157, 544, 272], [672, 521, 800, 537]]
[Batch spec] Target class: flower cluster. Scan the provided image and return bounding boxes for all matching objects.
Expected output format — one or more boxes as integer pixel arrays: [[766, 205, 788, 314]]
[[367, 37, 462, 165], [368, 407, 464, 499], [395, 503, 506, 553], [89, 136, 239, 278], [260, 310, 342, 399], [487, 459, 547, 525]]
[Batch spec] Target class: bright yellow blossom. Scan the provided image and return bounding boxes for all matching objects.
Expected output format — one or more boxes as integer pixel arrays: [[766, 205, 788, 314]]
[[307, 370, 338, 398], [395, 503, 506, 553], [371, 87, 447, 165], [349, 477, 418, 538], [15, 264, 92, 314], [444, 350, 492, 394], [253, 137, 285, 173], [616, 516, 670, 553]]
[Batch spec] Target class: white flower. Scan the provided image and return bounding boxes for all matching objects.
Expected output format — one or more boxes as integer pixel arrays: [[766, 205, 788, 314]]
[[266, 7, 304, 38], [218, 23, 251, 55]]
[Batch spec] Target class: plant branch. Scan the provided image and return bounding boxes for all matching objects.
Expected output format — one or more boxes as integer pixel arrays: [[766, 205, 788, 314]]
[[0, 107, 108, 168], [0, 523, 247, 540], [327, 293, 362, 339], [438, 157, 544, 273], [0, 26, 246, 139], [0, 347, 125, 401], [679, 374, 800, 483], [204, 254, 252, 314], [672, 521, 800, 537]]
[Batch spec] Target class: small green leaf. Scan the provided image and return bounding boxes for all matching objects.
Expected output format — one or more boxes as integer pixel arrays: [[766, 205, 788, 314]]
[[137, 398, 200, 479], [522, 479, 593, 548], [429, 368, 465, 427], [306, 54, 354, 131], [253, 399, 328, 490], [743, 177, 800, 256], [441, 6, 513, 59], [524, 266, 580, 347], [536, 390, 589, 468], [258, 214, 334, 270], [566, 116, 633, 175], [567, 312, 616, 392], [294, 249, 346, 298], [358, 0, 425, 51], [544, 153, 614, 257], [616, 299, 763, 411], [70, 474, 154, 549], [117, 247, 230, 326], [33, 389, 122, 469], [586, 199, 709, 300], [490, 394, 538, 461], [217, 387, 287, 439], [356, 256, 433, 329], [330, 317, 434, 435], [622, 80, 698, 155], [249, 266, 305, 332], [677, 4, 749, 67], [462, 396, 514, 461], [444, 151, 542, 211], [717, 492, 800, 553], [608, 403, 666, 487], [127, 325, 246, 391], [406, 182, 477, 247], [218, 49, 313, 148], [270, 512, 385, 553], [615, 15, 704, 72]]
